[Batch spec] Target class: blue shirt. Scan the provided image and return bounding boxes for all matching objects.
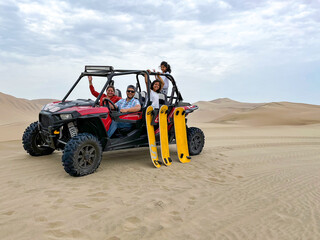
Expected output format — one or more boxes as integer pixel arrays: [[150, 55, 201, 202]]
[[115, 98, 140, 110]]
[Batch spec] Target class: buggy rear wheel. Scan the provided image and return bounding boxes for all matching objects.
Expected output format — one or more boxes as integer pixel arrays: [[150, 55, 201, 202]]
[[187, 127, 205, 155], [62, 133, 102, 177]]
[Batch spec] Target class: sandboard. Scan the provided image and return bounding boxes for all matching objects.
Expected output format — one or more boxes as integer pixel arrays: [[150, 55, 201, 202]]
[[145, 106, 161, 168], [159, 105, 172, 166], [173, 107, 191, 163]]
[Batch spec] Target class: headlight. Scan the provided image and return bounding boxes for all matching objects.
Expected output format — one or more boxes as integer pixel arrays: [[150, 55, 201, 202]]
[[60, 113, 73, 120]]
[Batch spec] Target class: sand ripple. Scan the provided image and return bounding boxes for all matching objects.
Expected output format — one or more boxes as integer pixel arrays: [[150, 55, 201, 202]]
[[0, 124, 320, 239]]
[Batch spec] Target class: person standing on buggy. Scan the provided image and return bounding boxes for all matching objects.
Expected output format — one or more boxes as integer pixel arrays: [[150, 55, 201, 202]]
[[147, 61, 171, 95]]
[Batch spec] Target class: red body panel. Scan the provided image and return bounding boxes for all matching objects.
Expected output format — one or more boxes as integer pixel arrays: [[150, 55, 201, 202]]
[[58, 106, 109, 115], [154, 105, 197, 134], [102, 118, 112, 130], [58, 106, 142, 131], [167, 105, 197, 122], [59, 106, 111, 130], [119, 112, 142, 120], [54, 103, 195, 133]]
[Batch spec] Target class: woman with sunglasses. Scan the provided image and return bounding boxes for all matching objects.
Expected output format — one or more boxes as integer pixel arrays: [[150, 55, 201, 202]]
[[88, 76, 121, 106]]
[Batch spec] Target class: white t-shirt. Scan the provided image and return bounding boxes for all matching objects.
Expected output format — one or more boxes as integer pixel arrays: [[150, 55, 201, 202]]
[[150, 90, 159, 109], [157, 72, 169, 95]]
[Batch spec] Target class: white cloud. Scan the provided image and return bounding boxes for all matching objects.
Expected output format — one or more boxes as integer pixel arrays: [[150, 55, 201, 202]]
[[0, 0, 320, 104]]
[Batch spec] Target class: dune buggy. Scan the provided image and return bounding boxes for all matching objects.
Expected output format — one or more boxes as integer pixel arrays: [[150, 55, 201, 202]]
[[22, 66, 205, 176]]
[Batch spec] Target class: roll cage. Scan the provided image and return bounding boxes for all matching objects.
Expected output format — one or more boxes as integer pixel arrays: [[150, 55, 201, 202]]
[[62, 66, 183, 107]]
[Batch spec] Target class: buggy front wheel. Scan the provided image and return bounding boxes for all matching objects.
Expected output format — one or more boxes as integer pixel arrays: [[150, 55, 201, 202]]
[[62, 133, 102, 177], [22, 121, 54, 156]]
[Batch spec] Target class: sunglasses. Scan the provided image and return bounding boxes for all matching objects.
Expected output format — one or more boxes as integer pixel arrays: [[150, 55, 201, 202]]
[[127, 90, 135, 93]]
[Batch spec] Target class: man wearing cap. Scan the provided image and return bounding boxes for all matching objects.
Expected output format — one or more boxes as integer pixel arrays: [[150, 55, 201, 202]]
[[107, 85, 141, 137]]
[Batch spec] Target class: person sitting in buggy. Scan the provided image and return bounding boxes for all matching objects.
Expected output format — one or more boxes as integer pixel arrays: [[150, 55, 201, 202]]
[[107, 85, 141, 137], [144, 71, 165, 109], [88, 76, 121, 105]]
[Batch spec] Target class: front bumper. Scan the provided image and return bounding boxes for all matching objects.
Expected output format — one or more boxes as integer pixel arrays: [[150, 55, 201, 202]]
[[38, 111, 74, 149]]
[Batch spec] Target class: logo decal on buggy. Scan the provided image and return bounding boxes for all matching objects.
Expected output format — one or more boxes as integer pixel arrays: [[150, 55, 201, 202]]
[[43, 103, 61, 112]]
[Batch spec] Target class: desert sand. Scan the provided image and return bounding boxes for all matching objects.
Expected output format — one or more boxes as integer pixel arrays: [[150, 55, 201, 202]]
[[1, 92, 320, 240]]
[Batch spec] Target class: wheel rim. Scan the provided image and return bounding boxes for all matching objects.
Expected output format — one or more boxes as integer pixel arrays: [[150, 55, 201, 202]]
[[78, 145, 96, 168], [190, 134, 202, 152]]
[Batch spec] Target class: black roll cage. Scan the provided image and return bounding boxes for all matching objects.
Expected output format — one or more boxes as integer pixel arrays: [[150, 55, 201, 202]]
[[62, 66, 183, 107]]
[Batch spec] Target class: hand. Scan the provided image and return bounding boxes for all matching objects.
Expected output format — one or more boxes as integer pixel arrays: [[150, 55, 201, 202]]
[[120, 109, 127, 113], [88, 76, 93, 84], [147, 69, 151, 73]]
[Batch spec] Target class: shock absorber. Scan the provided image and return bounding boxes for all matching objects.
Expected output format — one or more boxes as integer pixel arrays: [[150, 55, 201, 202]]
[[68, 122, 78, 138]]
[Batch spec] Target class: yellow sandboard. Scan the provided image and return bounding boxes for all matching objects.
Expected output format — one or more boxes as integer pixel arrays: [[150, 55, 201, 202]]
[[159, 105, 172, 166], [173, 107, 191, 163], [145, 106, 161, 168]]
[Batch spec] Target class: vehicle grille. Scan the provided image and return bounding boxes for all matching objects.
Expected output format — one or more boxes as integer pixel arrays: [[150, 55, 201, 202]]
[[39, 113, 56, 129], [40, 114, 49, 128]]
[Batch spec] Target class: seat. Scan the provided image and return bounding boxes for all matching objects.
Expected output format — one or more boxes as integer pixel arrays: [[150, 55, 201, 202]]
[[134, 92, 142, 105], [159, 93, 167, 105], [141, 91, 147, 107], [115, 89, 122, 97]]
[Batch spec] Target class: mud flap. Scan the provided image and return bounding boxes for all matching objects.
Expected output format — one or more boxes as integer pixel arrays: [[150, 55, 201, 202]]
[[159, 105, 172, 166], [146, 106, 162, 168], [173, 107, 191, 163]]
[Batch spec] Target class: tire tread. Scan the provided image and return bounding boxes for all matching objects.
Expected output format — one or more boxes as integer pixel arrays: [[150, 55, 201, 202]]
[[62, 133, 102, 177], [22, 121, 54, 156], [187, 127, 205, 155]]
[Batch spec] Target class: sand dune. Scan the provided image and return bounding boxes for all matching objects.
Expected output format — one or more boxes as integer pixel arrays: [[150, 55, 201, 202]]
[[0, 92, 55, 141], [189, 98, 320, 126], [0, 92, 42, 124], [2, 92, 319, 128], [31, 98, 58, 106], [1, 92, 320, 239], [0, 92, 57, 124], [188, 98, 263, 123], [213, 101, 320, 126]]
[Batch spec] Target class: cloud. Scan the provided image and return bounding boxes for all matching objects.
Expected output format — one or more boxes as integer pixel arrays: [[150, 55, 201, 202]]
[[0, 0, 320, 104]]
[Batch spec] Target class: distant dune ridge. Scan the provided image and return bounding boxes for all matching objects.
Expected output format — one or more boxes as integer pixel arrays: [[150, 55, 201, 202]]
[[212, 101, 320, 126], [1, 92, 320, 141], [189, 97, 320, 126], [30, 99, 59, 106], [0, 92, 40, 124], [0, 92, 57, 124], [0, 92, 57, 141], [188, 98, 264, 123]]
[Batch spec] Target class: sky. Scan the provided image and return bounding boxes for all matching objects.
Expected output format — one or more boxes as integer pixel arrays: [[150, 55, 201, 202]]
[[0, 0, 319, 104]]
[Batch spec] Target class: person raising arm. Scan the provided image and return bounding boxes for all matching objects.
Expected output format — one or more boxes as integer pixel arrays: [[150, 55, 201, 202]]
[[153, 61, 171, 95], [144, 72, 164, 109], [88, 76, 121, 105]]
